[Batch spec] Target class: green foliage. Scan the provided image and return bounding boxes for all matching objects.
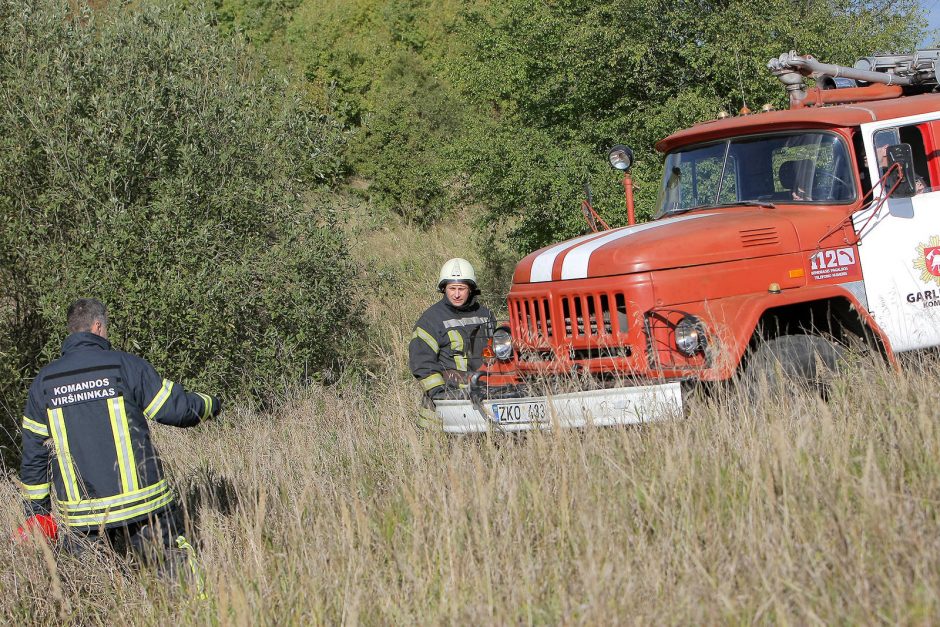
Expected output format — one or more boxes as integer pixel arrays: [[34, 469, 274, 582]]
[[348, 49, 464, 225], [0, 0, 356, 456], [210, 0, 467, 225], [450, 0, 926, 251]]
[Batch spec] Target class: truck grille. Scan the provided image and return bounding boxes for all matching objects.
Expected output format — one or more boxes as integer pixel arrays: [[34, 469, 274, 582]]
[[510, 292, 629, 345], [512, 297, 553, 343]]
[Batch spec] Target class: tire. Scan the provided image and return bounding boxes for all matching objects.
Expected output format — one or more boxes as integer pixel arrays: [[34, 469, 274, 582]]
[[740, 334, 846, 401]]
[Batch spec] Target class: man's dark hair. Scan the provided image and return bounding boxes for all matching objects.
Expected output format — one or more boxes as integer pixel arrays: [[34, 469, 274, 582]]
[[66, 298, 108, 333]]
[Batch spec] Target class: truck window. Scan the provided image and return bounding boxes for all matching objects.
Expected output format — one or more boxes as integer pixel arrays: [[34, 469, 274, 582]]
[[665, 142, 729, 210], [924, 121, 940, 187], [873, 128, 901, 179], [874, 125, 932, 194], [900, 126, 927, 182], [656, 131, 854, 218]]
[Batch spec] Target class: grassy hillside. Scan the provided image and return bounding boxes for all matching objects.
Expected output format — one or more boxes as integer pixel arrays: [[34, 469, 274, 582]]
[[3, 206, 940, 623]]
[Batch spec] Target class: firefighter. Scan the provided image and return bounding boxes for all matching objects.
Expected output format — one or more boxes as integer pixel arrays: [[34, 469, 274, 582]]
[[16, 298, 221, 570], [409, 258, 496, 402]]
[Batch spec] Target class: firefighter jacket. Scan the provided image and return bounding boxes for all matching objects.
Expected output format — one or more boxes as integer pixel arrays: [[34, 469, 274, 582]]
[[409, 296, 496, 398], [19, 332, 221, 531]]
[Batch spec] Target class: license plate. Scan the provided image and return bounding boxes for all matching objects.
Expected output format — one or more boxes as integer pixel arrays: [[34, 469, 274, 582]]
[[491, 401, 547, 424]]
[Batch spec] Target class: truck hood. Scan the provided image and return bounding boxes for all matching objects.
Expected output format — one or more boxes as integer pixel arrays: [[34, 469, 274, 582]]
[[513, 210, 800, 283]]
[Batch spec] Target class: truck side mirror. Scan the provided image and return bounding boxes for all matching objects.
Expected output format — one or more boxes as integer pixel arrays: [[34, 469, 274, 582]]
[[886, 143, 916, 197]]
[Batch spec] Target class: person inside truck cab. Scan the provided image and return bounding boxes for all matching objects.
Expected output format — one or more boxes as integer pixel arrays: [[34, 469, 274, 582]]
[[790, 182, 810, 201], [778, 158, 814, 201], [409, 258, 496, 401]]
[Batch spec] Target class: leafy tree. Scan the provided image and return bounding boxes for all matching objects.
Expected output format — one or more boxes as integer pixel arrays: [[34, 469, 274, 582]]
[[0, 0, 355, 461]]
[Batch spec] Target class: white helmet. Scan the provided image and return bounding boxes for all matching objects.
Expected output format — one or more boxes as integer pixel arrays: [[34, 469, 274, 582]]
[[437, 258, 477, 291]]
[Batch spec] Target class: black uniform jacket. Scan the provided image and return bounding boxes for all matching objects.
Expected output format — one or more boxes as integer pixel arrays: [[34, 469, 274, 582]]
[[409, 296, 496, 398], [19, 332, 220, 530]]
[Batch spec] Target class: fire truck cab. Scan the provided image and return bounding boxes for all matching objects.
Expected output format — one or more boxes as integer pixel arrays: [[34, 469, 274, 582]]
[[436, 50, 940, 433]]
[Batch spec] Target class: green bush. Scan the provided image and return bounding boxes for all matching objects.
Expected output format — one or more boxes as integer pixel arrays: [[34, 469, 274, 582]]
[[211, 0, 466, 226], [349, 50, 464, 226], [0, 0, 356, 461]]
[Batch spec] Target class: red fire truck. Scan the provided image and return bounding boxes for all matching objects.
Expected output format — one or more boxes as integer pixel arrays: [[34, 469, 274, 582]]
[[436, 50, 940, 432]]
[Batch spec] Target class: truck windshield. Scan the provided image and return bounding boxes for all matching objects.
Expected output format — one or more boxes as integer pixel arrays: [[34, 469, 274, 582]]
[[655, 131, 855, 218]]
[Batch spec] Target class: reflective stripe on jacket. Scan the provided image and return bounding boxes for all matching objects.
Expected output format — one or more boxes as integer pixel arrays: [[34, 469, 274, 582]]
[[19, 332, 220, 530], [408, 297, 495, 398]]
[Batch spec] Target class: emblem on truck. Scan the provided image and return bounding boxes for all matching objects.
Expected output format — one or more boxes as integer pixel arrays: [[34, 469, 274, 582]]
[[914, 237, 940, 285]]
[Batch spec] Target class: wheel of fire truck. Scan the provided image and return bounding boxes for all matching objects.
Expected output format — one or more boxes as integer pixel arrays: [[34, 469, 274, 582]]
[[739, 334, 847, 402]]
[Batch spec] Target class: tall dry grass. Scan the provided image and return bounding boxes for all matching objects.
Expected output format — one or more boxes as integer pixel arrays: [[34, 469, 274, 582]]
[[3, 207, 940, 624]]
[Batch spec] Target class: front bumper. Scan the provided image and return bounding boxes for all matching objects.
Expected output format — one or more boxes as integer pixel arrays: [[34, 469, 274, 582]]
[[434, 380, 683, 433]]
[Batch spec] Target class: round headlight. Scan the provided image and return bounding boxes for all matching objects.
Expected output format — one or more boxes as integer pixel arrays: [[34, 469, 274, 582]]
[[608, 144, 634, 171], [675, 317, 706, 356], [492, 328, 513, 360]]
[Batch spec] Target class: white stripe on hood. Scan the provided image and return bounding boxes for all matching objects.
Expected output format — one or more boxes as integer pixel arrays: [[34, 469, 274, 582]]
[[529, 230, 624, 283], [559, 214, 715, 280]]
